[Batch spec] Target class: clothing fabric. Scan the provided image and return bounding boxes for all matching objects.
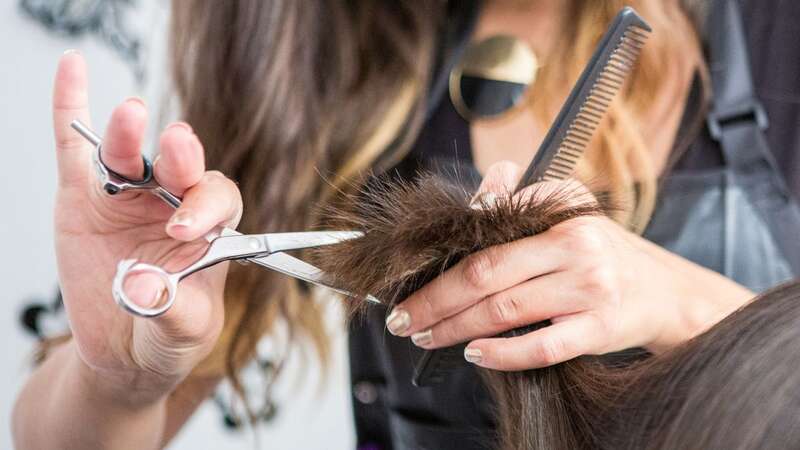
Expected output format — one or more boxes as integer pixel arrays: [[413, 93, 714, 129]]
[[645, 0, 800, 290], [349, 1, 800, 449]]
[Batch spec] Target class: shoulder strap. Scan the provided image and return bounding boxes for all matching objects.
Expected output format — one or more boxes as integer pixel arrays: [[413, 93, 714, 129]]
[[705, 0, 775, 169]]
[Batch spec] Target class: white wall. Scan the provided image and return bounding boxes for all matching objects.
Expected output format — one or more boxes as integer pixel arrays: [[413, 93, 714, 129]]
[[1, 1, 354, 448]]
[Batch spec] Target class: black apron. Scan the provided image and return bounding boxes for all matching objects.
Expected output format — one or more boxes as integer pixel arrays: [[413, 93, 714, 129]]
[[350, 1, 800, 449], [643, 0, 800, 291]]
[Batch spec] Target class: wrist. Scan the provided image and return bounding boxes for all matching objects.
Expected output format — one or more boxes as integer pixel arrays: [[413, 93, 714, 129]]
[[640, 240, 754, 353], [69, 345, 172, 411]]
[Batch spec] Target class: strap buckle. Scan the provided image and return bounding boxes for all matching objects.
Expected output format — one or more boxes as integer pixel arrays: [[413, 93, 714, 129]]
[[707, 100, 769, 141]]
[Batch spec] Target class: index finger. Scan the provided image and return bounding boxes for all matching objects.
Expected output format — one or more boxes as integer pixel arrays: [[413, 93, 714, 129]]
[[53, 50, 91, 188], [386, 233, 565, 337]]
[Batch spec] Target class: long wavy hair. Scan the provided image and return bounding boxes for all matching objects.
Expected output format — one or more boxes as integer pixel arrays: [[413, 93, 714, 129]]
[[168, 0, 702, 415]]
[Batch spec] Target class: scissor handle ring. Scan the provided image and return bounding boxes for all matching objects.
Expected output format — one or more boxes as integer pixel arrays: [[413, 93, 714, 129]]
[[112, 259, 177, 318], [96, 146, 156, 195]]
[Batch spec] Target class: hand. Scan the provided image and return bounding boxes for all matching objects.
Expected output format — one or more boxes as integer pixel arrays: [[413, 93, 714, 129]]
[[385, 161, 753, 371], [52, 51, 241, 402]]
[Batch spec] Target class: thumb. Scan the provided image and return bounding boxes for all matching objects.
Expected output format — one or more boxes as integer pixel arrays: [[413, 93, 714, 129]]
[[471, 160, 523, 208]]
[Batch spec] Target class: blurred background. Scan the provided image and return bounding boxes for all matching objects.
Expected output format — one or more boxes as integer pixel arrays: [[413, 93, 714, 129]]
[[1, 1, 354, 448]]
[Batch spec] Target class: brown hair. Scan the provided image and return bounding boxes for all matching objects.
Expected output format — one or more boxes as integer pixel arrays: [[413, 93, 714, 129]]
[[169, 0, 442, 383], [311, 174, 800, 449], [166, 0, 702, 418]]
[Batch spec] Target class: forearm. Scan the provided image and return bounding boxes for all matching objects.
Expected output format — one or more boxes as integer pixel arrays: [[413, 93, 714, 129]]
[[12, 342, 167, 450], [634, 235, 755, 353]]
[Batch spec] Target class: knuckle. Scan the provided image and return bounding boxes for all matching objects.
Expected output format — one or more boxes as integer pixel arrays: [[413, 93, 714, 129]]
[[588, 312, 616, 339], [417, 289, 439, 321], [532, 335, 566, 367], [581, 266, 619, 301], [55, 135, 85, 151], [435, 325, 457, 345], [486, 293, 523, 327], [556, 218, 604, 255], [461, 250, 498, 291]]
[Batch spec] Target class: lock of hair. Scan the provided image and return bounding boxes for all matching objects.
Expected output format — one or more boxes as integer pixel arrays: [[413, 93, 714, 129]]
[[414, 7, 651, 387]]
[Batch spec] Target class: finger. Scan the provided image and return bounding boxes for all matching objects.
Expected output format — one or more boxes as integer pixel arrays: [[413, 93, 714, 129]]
[[102, 98, 148, 179], [464, 314, 599, 370], [387, 233, 566, 337], [165, 171, 243, 241], [470, 160, 522, 207], [153, 122, 204, 196], [53, 50, 91, 187], [411, 271, 586, 349]]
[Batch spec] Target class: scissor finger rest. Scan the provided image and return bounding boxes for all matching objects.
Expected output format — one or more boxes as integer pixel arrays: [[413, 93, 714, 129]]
[[70, 120, 379, 316], [112, 260, 178, 317]]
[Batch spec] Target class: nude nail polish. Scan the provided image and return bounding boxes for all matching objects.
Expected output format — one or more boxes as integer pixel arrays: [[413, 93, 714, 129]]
[[464, 348, 483, 364], [386, 308, 411, 335], [411, 329, 433, 347], [168, 211, 194, 229], [470, 192, 497, 210], [125, 96, 146, 108], [166, 121, 193, 133]]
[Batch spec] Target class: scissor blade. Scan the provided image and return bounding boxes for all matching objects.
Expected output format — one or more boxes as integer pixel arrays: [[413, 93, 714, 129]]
[[263, 231, 364, 253], [248, 251, 381, 304]]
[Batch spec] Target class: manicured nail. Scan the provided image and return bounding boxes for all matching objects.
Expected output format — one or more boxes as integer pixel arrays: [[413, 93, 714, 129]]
[[166, 121, 193, 133], [464, 348, 483, 364], [168, 210, 194, 229], [411, 329, 433, 347], [470, 192, 497, 210], [386, 308, 411, 335], [125, 96, 146, 108], [63, 49, 80, 55]]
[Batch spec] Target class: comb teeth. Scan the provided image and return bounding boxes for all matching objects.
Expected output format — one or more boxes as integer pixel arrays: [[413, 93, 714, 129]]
[[543, 26, 650, 181]]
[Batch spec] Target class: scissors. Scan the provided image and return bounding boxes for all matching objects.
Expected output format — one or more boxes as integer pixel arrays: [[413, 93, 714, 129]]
[[70, 119, 380, 318]]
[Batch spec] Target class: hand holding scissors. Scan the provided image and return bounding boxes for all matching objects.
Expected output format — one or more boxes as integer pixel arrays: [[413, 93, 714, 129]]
[[71, 120, 377, 318]]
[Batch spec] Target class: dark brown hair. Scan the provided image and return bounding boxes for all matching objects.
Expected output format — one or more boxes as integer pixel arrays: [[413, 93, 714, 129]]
[[311, 174, 800, 450]]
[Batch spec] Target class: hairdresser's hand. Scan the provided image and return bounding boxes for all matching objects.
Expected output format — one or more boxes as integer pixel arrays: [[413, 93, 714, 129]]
[[51, 52, 241, 402], [387, 161, 754, 371]]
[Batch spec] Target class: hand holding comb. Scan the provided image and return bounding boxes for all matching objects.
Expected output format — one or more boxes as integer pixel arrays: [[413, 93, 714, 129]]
[[413, 7, 652, 387]]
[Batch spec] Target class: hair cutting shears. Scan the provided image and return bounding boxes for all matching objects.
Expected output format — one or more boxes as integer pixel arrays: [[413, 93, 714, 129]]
[[70, 120, 379, 318]]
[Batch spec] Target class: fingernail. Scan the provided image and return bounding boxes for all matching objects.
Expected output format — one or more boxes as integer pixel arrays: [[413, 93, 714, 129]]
[[152, 154, 161, 168], [470, 192, 497, 210], [386, 308, 411, 335], [411, 329, 433, 347], [166, 121, 193, 133], [63, 49, 80, 56], [125, 96, 146, 108], [168, 210, 194, 229], [464, 348, 483, 364]]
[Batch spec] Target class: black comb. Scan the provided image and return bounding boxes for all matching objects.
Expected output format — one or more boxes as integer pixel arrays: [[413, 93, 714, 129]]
[[516, 6, 651, 189], [412, 7, 651, 388]]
